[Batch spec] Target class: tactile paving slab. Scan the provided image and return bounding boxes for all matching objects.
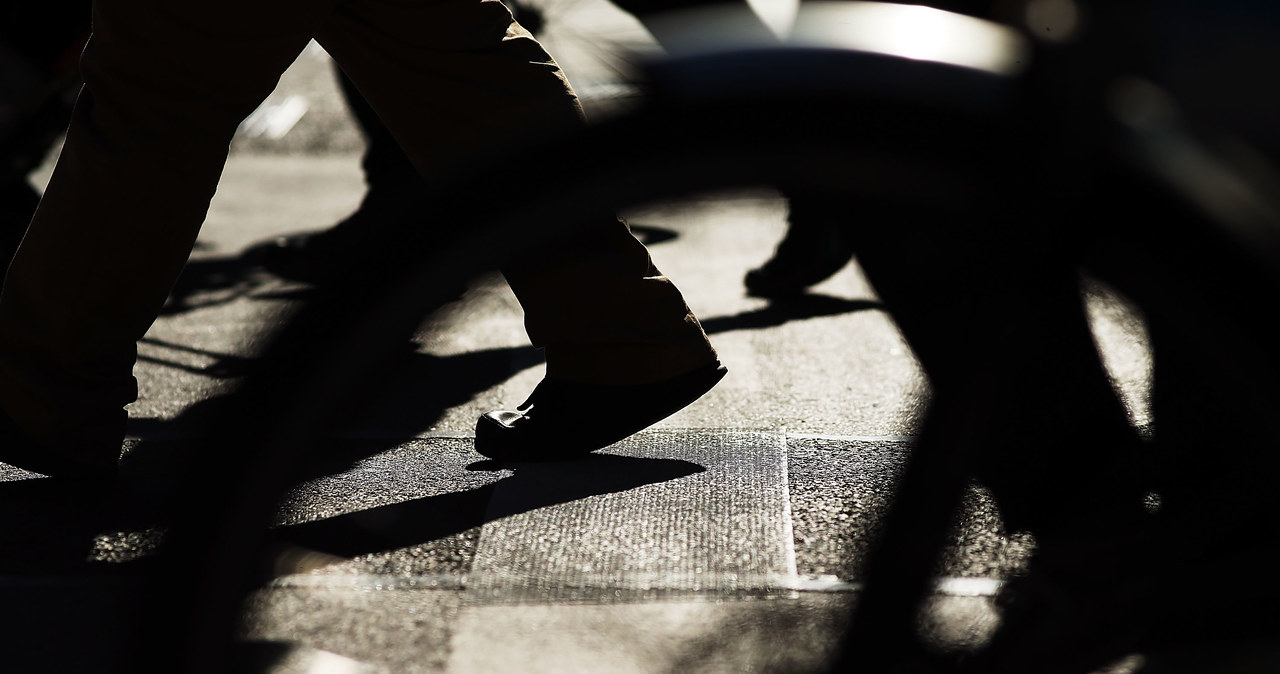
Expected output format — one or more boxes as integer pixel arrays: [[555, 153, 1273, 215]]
[[466, 430, 796, 604]]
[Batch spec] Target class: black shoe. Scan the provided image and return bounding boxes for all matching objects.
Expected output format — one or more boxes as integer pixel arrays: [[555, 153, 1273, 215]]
[[262, 176, 439, 284], [0, 405, 119, 483], [744, 211, 854, 298], [475, 361, 727, 461]]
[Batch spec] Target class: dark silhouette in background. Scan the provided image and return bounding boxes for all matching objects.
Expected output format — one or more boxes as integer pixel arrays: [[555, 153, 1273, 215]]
[[823, 2, 1280, 672]]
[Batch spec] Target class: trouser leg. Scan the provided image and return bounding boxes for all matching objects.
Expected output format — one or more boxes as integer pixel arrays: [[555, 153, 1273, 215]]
[[0, 0, 716, 455], [315, 0, 715, 384], [0, 0, 327, 451]]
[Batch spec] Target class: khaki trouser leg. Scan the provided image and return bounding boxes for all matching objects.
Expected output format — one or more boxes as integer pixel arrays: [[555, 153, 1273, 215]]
[[0, 0, 326, 450], [315, 0, 716, 385], [0, 0, 716, 454]]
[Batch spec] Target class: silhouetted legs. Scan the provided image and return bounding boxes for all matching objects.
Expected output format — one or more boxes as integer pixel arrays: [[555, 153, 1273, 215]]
[[0, 0, 715, 473]]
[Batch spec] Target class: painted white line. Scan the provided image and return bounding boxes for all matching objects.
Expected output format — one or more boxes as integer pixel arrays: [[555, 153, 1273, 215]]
[[933, 576, 1004, 596], [781, 574, 1002, 596], [575, 81, 642, 102], [238, 94, 309, 139]]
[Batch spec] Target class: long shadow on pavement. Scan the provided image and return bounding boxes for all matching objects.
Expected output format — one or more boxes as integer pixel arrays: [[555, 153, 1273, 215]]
[[137, 229, 883, 442], [0, 223, 881, 579], [269, 454, 704, 561]]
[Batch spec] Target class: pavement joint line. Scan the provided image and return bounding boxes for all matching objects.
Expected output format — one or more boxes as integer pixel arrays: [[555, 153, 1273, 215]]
[[257, 573, 1002, 597], [0, 573, 1001, 597], [266, 573, 468, 591], [778, 435, 801, 579], [126, 429, 924, 444], [123, 430, 478, 442], [785, 432, 918, 442]]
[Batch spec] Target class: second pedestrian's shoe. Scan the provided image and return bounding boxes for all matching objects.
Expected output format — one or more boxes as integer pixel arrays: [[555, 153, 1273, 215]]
[[261, 227, 351, 284], [474, 360, 727, 461], [744, 203, 855, 298]]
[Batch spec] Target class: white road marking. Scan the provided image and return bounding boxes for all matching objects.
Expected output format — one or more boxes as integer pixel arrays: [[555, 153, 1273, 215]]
[[239, 94, 310, 140]]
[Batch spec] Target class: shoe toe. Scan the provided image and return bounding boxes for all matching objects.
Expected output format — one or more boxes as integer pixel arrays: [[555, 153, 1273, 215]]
[[475, 410, 536, 460], [480, 410, 525, 430], [474, 361, 726, 462]]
